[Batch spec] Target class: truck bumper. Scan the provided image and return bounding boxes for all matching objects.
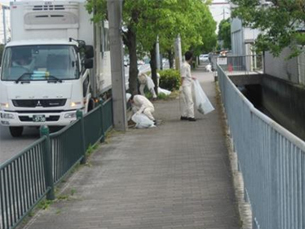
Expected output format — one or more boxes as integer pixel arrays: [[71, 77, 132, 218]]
[[0, 110, 78, 127]]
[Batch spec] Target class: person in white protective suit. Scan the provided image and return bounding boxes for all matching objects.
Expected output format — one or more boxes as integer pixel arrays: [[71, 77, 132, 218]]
[[138, 72, 157, 99], [129, 94, 156, 125], [180, 51, 196, 121]]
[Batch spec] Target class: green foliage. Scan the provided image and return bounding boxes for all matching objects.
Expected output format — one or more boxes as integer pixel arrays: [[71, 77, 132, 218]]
[[159, 69, 181, 91], [86, 0, 217, 92], [218, 19, 231, 50], [157, 92, 169, 100], [231, 0, 305, 57], [38, 200, 53, 210]]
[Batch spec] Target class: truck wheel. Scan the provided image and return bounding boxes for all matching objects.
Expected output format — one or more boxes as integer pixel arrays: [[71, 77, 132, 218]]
[[88, 98, 95, 112], [9, 127, 24, 137]]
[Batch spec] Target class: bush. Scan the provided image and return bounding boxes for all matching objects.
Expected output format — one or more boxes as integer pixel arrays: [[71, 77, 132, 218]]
[[159, 69, 181, 91]]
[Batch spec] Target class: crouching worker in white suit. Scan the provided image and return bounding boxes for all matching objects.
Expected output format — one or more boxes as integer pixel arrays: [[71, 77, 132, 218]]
[[129, 94, 156, 125]]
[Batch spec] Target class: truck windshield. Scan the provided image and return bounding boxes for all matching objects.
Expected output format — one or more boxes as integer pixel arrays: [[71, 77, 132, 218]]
[[1, 45, 79, 81]]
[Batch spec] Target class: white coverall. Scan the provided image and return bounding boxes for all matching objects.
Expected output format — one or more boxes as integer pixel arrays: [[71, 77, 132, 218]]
[[132, 95, 155, 121], [180, 61, 195, 118], [138, 73, 157, 99]]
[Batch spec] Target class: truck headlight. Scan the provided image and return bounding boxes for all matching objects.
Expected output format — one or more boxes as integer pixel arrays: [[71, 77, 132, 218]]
[[0, 113, 14, 119], [0, 103, 9, 109], [64, 112, 76, 119], [71, 102, 82, 107]]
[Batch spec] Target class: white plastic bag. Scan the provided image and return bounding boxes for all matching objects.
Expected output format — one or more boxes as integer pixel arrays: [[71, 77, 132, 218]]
[[132, 113, 155, 128], [193, 80, 214, 115], [146, 76, 155, 91], [158, 87, 171, 96]]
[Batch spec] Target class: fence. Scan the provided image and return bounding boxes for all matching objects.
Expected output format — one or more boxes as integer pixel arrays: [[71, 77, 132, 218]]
[[0, 99, 113, 229], [217, 65, 305, 229], [211, 55, 263, 74]]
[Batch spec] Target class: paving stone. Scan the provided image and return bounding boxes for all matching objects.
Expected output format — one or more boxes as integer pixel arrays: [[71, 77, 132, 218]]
[[17, 67, 240, 229]]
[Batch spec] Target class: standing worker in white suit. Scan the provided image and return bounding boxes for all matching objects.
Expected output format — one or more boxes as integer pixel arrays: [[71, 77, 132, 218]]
[[180, 51, 196, 121]]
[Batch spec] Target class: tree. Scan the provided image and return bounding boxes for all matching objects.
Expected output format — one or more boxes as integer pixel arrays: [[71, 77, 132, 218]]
[[87, 0, 217, 95], [218, 19, 231, 50], [231, 0, 305, 57]]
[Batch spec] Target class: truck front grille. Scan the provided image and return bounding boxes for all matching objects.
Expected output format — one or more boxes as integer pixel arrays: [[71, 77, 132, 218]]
[[12, 99, 67, 108]]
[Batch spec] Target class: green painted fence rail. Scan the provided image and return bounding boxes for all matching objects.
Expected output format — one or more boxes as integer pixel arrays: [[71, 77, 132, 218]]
[[0, 98, 113, 229]]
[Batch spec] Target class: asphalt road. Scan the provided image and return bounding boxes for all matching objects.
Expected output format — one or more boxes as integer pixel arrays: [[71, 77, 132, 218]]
[[0, 126, 39, 164]]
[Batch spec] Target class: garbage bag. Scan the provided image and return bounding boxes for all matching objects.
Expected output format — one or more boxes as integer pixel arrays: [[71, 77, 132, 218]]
[[193, 80, 214, 115], [158, 87, 171, 96], [146, 76, 155, 91], [132, 113, 155, 128]]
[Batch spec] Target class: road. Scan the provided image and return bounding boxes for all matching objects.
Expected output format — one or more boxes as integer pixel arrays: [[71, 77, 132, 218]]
[[0, 126, 39, 164]]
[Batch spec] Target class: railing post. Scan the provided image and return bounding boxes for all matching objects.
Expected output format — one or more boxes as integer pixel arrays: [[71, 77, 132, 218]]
[[99, 99, 105, 143], [77, 110, 87, 164], [40, 125, 55, 200]]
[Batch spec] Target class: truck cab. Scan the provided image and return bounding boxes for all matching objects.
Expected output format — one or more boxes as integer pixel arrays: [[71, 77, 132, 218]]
[[0, 0, 111, 137]]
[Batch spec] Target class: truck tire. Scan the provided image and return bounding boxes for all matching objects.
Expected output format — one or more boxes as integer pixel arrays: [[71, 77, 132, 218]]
[[88, 98, 95, 112], [9, 127, 24, 137]]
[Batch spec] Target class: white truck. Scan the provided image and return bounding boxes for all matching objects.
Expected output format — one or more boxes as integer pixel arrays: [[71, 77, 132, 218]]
[[0, 0, 113, 137]]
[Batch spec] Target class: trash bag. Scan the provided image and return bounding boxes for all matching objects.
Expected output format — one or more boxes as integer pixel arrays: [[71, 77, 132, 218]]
[[193, 80, 214, 115], [158, 87, 171, 96], [146, 76, 155, 91], [132, 113, 155, 128]]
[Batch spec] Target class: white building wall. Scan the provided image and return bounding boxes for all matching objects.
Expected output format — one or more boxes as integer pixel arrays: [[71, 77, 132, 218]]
[[265, 48, 299, 83]]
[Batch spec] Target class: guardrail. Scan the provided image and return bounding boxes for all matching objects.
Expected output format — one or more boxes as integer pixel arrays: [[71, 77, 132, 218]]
[[211, 55, 263, 74], [217, 65, 305, 229], [0, 98, 112, 229]]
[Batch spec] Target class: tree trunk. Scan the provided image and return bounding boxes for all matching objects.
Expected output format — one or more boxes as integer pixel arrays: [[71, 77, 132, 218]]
[[126, 28, 138, 95], [150, 44, 158, 95], [167, 50, 174, 69]]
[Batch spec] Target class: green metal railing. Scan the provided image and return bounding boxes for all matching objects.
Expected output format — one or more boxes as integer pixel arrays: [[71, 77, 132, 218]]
[[50, 120, 85, 185], [0, 98, 113, 229], [0, 138, 50, 229]]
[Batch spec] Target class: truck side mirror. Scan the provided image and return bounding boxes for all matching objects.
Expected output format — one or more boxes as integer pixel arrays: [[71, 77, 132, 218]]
[[85, 45, 94, 59], [84, 59, 93, 69]]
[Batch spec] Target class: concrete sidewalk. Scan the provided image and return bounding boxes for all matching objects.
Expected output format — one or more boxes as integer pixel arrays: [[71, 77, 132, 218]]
[[19, 67, 240, 229]]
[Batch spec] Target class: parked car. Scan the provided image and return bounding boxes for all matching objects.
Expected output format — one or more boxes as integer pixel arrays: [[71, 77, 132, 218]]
[[199, 54, 209, 62]]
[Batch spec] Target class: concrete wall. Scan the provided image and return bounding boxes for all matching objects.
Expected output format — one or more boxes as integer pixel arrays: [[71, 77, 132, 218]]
[[261, 74, 305, 141], [264, 48, 299, 83], [231, 18, 243, 55]]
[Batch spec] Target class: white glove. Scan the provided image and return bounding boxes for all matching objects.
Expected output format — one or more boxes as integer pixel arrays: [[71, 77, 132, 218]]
[[135, 111, 141, 115]]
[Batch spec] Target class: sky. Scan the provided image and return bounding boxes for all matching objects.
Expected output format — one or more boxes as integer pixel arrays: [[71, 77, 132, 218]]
[[209, 0, 231, 33]]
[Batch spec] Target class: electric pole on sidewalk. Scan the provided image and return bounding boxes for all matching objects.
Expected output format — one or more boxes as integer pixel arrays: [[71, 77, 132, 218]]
[[107, 0, 127, 131]]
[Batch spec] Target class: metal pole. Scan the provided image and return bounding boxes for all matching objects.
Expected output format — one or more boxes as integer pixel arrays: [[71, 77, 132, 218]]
[[156, 36, 160, 70], [40, 126, 55, 200], [107, 0, 127, 131], [76, 110, 87, 164], [174, 34, 182, 73]]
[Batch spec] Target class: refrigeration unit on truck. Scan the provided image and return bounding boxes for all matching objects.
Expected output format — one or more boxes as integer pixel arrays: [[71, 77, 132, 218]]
[[0, 0, 113, 137]]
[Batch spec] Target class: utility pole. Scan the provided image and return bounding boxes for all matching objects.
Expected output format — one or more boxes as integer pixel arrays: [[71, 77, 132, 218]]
[[174, 34, 182, 72], [156, 36, 160, 70], [107, 0, 127, 131]]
